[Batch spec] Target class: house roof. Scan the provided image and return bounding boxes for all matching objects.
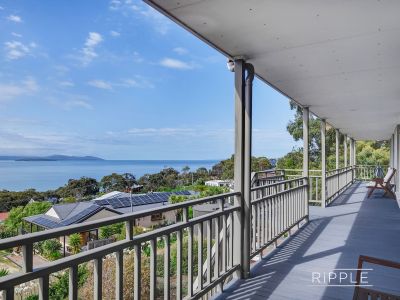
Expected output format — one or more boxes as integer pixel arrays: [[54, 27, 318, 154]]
[[0, 212, 9, 222], [24, 190, 194, 229], [93, 190, 193, 209], [24, 203, 121, 229]]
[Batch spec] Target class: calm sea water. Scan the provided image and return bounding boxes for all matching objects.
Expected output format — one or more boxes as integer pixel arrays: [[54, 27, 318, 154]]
[[0, 160, 219, 192]]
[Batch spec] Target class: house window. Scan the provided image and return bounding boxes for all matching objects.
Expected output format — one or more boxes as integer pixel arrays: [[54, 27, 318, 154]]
[[151, 213, 163, 221]]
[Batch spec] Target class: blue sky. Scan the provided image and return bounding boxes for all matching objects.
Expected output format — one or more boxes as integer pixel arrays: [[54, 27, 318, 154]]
[[0, 0, 299, 160]]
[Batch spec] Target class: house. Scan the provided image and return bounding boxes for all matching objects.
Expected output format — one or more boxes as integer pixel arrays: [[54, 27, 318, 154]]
[[23, 190, 194, 251], [205, 179, 233, 188]]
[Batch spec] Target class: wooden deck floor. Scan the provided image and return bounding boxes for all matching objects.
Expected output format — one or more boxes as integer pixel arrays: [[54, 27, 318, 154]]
[[216, 182, 400, 300]]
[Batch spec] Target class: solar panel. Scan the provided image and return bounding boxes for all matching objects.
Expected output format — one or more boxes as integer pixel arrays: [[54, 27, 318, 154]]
[[108, 198, 124, 209], [34, 217, 60, 229], [61, 205, 101, 226], [121, 198, 131, 206], [93, 190, 192, 209], [94, 199, 109, 206]]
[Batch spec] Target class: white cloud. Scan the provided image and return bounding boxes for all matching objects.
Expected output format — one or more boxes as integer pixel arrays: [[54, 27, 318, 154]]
[[7, 14, 22, 23], [11, 32, 22, 38], [0, 77, 39, 102], [4, 40, 32, 60], [173, 47, 188, 55], [64, 100, 92, 110], [110, 30, 121, 37], [109, 0, 170, 34], [88, 80, 112, 90], [81, 32, 103, 65], [160, 58, 193, 70], [88, 77, 153, 90], [133, 51, 143, 63], [59, 81, 74, 87], [118, 77, 154, 88]]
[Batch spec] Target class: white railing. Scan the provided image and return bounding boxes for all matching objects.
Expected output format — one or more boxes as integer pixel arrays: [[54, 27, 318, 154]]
[[0, 172, 317, 299], [0, 192, 240, 300], [355, 165, 388, 181], [326, 166, 354, 206], [250, 177, 308, 257], [284, 169, 322, 205]]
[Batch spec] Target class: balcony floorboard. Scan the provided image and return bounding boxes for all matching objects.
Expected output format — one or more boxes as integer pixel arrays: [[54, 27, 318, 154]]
[[216, 182, 400, 300]]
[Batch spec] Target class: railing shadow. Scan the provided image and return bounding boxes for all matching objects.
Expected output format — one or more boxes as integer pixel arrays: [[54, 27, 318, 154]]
[[216, 182, 400, 299], [321, 183, 400, 299], [216, 214, 345, 299], [328, 181, 362, 207]]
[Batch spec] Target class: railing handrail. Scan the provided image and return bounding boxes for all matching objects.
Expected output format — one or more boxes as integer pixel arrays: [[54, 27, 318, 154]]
[[0, 205, 240, 290], [0, 191, 240, 250], [251, 184, 307, 204], [250, 177, 307, 192]]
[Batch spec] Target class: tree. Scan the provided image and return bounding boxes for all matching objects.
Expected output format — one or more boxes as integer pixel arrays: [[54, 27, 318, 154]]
[[280, 102, 389, 169], [100, 173, 136, 193], [56, 177, 99, 199], [138, 168, 180, 192], [356, 141, 389, 166], [276, 148, 304, 169], [0, 189, 45, 211], [68, 233, 82, 254], [5, 201, 52, 232], [210, 155, 272, 179]]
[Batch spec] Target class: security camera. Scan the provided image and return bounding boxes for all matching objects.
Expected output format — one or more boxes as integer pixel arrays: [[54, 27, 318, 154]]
[[227, 59, 235, 72]]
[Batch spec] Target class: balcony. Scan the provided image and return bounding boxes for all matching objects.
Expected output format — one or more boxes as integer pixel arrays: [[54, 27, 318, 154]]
[[2, 1, 400, 299], [217, 181, 400, 300], [1, 166, 399, 299]]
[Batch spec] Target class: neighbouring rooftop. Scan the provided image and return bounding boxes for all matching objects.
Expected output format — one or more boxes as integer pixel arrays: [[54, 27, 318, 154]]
[[24, 190, 194, 229]]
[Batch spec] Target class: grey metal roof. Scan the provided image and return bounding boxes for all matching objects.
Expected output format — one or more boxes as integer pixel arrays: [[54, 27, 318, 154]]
[[24, 191, 194, 229], [93, 191, 192, 209]]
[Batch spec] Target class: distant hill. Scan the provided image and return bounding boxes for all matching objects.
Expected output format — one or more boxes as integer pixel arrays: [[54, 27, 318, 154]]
[[0, 155, 104, 161]]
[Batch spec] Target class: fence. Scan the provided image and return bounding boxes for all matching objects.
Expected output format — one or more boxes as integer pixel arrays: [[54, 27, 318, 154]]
[[250, 178, 308, 257], [0, 192, 239, 300]]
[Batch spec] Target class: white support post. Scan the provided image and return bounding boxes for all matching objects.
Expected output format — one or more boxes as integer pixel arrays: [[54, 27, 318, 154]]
[[303, 107, 309, 178], [396, 125, 400, 189], [335, 129, 340, 170], [243, 62, 253, 279], [349, 138, 353, 167], [321, 119, 326, 208], [302, 107, 309, 216], [344, 135, 348, 167], [233, 59, 246, 278], [353, 139, 357, 166], [390, 135, 394, 168]]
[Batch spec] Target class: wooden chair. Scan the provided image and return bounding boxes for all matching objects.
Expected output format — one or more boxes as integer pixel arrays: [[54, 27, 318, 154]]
[[353, 255, 400, 300], [367, 167, 396, 199]]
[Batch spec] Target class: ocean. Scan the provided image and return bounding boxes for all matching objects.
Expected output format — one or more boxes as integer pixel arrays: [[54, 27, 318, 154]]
[[0, 160, 219, 192]]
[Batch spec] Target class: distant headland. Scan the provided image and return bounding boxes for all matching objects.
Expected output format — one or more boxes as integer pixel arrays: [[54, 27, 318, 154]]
[[0, 155, 104, 162]]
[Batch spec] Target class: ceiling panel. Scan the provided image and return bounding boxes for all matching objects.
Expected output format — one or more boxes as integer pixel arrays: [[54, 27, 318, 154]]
[[147, 0, 400, 140]]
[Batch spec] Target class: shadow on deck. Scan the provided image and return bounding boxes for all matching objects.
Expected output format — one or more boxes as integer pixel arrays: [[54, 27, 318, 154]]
[[216, 182, 400, 300]]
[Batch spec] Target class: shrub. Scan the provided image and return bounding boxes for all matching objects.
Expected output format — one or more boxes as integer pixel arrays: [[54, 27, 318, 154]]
[[41, 239, 62, 260], [68, 233, 82, 254], [0, 268, 9, 277], [99, 223, 123, 239]]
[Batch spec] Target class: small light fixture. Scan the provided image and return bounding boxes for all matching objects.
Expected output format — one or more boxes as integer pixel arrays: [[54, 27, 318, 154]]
[[227, 59, 235, 72]]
